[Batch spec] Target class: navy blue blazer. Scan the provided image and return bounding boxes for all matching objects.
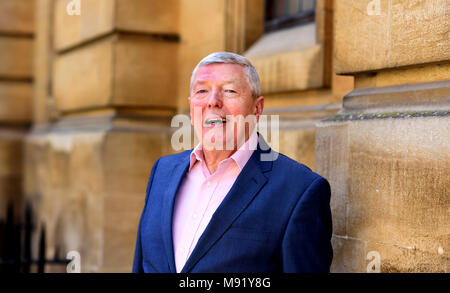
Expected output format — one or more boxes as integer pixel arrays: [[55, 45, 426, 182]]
[[132, 135, 332, 273]]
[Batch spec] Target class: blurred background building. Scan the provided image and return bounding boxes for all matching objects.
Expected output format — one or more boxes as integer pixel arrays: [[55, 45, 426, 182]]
[[0, 0, 448, 272]]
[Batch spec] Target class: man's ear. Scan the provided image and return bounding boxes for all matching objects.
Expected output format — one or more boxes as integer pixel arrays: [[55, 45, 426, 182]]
[[254, 96, 264, 117]]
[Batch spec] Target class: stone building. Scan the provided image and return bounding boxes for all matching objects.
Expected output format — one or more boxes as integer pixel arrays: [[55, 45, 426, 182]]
[[0, 0, 448, 272]]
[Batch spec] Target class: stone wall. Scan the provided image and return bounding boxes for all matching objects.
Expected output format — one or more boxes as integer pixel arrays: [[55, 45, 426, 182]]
[[0, 0, 446, 273], [0, 0, 35, 220], [25, 0, 178, 272], [316, 0, 449, 272]]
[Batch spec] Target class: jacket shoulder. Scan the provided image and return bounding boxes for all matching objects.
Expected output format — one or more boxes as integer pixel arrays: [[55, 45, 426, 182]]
[[157, 149, 192, 165], [272, 152, 325, 184]]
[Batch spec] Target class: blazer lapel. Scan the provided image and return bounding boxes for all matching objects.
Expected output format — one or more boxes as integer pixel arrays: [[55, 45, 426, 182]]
[[161, 155, 190, 273], [181, 138, 274, 273]]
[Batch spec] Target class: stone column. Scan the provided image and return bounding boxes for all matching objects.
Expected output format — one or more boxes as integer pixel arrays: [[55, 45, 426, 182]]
[[25, 0, 179, 272], [0, 0, 35, 220], [316, 0, 449, 272]]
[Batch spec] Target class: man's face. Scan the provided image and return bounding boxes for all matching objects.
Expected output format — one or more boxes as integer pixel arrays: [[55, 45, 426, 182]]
[[189, 63, 264, 150]]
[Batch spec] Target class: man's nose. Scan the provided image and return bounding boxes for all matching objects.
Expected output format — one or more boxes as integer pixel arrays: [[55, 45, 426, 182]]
[[207, 89, 223, 108]]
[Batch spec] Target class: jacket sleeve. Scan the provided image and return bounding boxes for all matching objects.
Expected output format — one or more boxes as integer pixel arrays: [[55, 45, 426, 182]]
[[281, 176, 333, 273], [132, 158, 160, 273]]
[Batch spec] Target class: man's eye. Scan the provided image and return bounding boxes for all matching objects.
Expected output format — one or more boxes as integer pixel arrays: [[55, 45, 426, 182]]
[[225, 89, 237, 93], [196, 89, 207, 94]]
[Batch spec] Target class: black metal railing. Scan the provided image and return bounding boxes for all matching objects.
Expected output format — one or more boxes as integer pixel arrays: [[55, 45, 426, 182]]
[[0, 202, 69, 273]]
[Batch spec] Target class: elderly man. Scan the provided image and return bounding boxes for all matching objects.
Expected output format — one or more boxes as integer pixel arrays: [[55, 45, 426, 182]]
[[132, 52, 332, 273]]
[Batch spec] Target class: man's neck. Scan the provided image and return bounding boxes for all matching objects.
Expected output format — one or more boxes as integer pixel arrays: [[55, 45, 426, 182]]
[[203, 148, 237, 174], [202, 132, 252, 174]]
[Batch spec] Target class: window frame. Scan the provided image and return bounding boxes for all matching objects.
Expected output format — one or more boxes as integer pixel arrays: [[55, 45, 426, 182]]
[[264, 0, 316, 33]]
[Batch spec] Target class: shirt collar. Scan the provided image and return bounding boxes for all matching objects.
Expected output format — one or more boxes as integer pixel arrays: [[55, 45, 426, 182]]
[[189, 129, 258, 172]]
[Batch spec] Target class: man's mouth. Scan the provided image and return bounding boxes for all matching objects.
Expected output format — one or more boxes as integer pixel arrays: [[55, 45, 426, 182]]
[[204, 117, 228, 126]]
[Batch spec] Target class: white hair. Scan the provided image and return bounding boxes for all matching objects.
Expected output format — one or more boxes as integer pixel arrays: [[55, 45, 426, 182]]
[[190, 52, 261, 98]]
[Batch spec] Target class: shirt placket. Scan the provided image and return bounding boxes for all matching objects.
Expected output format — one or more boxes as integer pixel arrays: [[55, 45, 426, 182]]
[[174, 164, 205, 266], [186, 176, 219, 258], [176, 160, 231, 267]]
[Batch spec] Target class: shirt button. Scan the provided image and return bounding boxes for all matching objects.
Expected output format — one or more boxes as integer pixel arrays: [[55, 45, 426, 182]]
[[206, 181, 211, 187], [193, 213, 198, 219]]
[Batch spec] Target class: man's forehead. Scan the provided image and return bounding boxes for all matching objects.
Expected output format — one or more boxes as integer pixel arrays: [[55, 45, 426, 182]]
[[193, 64, 245, 83], [193, 77, 242, 85]]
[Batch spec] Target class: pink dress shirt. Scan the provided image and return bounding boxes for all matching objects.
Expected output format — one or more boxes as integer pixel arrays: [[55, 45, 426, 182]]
[[172, 130, 258, 273]]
